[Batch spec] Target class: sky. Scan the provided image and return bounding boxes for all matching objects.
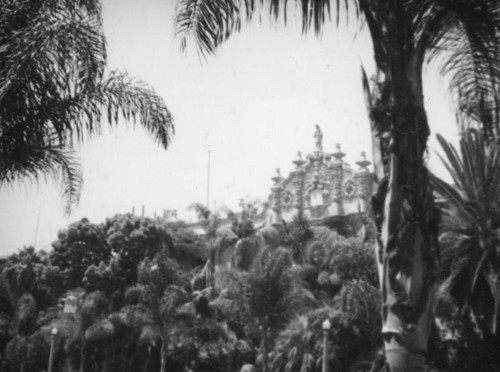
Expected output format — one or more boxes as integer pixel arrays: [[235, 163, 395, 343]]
[[0, 0, 458, 255]]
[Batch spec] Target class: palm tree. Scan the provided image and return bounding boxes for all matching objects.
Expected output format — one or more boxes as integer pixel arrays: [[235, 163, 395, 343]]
[[280, 214, 313, 264], [432, 130, 500, 339], [175, 1, 500, 369], [245, 248, 297, 372], [188, 203, 231, 288], [189, 203, 223, 239], [93, 297, 156, 372], [0, 0, 174, 213], [270, 314, 323, 372], [135, 253, 191, 372], [73, 291, 110, 372], [270, 280, 381, 372]]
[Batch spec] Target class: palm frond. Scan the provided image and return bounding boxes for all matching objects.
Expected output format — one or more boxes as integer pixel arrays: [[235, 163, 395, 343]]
[[84, 70, 174, 149], [432, 130, 500, 230], [0, 142, 82, 215], [84, 318, 114, 342], [15, 294, 37, 335], [360, 64, 372, 111], [176, 0, 242, 58], [160, 285, 190, 320], [434, 132, 486, 206], [139, 323, 161, 345], [472, 249, 489, 293], [0, 1, 106, 105], [78, 291, 109, 330], [485, 265, 500, 333], [424, 0, 500, 137], [176, 0, 336, 57], [189, 202, 212, 220]]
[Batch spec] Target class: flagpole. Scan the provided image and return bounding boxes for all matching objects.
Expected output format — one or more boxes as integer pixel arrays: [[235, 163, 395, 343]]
[[206, 146, 211, 208], [34, 207, 41, 248]]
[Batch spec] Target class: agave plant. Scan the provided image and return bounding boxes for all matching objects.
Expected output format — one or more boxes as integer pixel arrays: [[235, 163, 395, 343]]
[[432, 129, 500, 335]]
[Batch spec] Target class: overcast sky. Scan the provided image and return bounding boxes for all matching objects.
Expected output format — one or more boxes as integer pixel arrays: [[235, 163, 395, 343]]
[[0, 0, 458, 255]]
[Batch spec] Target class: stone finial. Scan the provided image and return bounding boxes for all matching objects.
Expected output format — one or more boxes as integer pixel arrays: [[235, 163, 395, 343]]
[[272, 168, 283, 184], [293, 151, 306, 169], [356, 151, 371, 169], [332, 143, 346, 161]]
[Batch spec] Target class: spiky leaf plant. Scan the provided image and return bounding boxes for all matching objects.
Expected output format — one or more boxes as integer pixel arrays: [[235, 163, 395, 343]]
[[432, 129, 500, 335]]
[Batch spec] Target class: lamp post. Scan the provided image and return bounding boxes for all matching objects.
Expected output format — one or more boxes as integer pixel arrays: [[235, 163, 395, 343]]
[[48, 327, 58, 372], [322, 319, 331, 372]]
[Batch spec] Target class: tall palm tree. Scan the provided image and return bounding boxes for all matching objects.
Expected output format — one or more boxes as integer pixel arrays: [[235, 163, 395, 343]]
[[175, 1, 500, 369], [74, 291, 110, 372], [245, 248, 297, 372], [135, 253, 190, 372], [0, 0, 174, 213], [271, 279, 381, 372]]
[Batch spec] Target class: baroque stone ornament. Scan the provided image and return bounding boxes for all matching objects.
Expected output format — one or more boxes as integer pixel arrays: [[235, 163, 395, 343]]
[[343, 179, 357, 200], [266, 125, 375, 225], [281, 190, 295, 210]]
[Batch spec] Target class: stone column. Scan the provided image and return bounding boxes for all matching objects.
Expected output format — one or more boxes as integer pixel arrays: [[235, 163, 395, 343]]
[[354, 152, 373, 212], [332, 144, 346, 216]]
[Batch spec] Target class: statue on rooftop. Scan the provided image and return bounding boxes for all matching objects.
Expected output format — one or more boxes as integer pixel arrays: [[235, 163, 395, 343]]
[[314, 124, 323, 151]]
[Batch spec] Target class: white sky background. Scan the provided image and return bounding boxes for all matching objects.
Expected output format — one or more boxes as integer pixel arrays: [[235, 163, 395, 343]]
[[0, 0, 458, 255]]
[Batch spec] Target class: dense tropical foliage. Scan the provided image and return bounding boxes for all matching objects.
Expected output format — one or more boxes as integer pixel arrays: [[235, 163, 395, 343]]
[[0, 211, 384, 372]]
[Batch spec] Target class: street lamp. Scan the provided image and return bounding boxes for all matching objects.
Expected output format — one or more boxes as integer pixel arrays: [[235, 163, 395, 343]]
[[322, 319, 331, 372], [48, 327, 58, 372]]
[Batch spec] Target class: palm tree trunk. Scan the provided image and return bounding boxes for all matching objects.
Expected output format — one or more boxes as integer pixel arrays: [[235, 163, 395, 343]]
[[261, 328, 268, 372], [160, 336, 167, 372], [360, 65, 390, 182], [362, 3, 439, 370], [144, 345, 151, 372], [380, 148, 436, 371], [101, 346, 110, 372], [80, 342, 86, 372], [363, 52, 436, 372], [118, 342, 128, 372]]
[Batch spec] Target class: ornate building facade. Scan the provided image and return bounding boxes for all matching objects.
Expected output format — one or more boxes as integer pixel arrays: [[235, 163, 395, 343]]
[[267, 125, 374, 227]]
